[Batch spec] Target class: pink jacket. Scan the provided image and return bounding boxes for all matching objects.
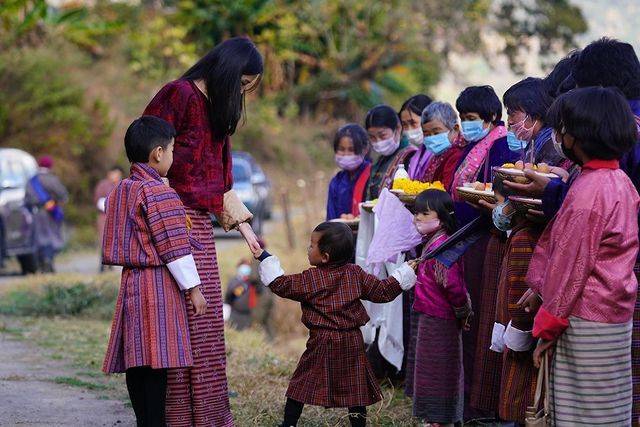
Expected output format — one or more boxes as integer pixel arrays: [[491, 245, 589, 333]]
[[413, 233, 469, 320], [528, 160, 640, 340]]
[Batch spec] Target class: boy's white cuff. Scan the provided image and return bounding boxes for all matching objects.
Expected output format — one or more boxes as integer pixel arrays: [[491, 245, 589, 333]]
[[222, 303, 231, 321], [490, 322, 506, 353], [166, 254, 201, 291], [259, 256, 284, 286], [504, 321, 534, 351], [97, 197, 106, 213], [391, 263, 417, 290]]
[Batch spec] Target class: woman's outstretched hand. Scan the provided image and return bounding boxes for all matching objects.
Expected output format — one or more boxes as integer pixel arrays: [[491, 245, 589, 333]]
[[238, 222, 262, 255]]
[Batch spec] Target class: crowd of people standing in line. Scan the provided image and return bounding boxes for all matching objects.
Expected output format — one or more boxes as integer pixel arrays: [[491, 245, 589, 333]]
[[325, 37, 640, 427]]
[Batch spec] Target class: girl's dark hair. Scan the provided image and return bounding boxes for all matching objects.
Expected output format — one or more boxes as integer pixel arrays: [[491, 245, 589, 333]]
[[574, 38, 640, 100], [364, 104, 400, 130], [414, 189, 457, 235], [546, 87, 637, 160], [503, 77, 553, 123], [455, 85, 502, 124], [182, 37, 263, 139], [124, 116, 176, 163], [313, 222, 354, 267], [400, 94, 433, 117], [332, 124, 369, 155], [543, 49, 581, 98]]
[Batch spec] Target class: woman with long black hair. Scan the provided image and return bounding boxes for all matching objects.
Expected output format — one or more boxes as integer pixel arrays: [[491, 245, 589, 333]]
[[144, 37, 263, 426]]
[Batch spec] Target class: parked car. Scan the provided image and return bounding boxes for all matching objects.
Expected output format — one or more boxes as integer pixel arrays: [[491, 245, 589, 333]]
[[0, 148, 39, 274], [211, 151, 272, 235]]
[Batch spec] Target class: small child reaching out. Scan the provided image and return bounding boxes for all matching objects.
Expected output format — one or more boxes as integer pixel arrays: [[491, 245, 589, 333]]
[[253, 221, 417, 427], [407, 189, 471, 427]]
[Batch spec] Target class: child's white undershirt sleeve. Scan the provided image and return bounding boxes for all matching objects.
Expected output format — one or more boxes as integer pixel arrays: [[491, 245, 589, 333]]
[[167, 254, 201, 291], [391, 263, 417, 290], [259, 256, 285, 286]]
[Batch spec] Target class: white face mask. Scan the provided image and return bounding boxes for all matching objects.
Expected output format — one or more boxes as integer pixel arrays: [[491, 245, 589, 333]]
[[403, 127, 424, 146], [371, 135, 400, 156]]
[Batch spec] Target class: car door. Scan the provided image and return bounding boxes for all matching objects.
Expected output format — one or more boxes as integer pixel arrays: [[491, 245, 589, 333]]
[[0, 153, 35, 255]]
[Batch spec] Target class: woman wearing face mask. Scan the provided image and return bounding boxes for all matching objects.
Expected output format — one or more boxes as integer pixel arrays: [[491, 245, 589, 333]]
[[406, 189, 471, 427], [503, 77, 565, 167], [526, 87, 639, 426], [418, 101, 467, 189], [400, 94, 432, 147], [365, 105, 418, 200], [326, 124, 371, 220]]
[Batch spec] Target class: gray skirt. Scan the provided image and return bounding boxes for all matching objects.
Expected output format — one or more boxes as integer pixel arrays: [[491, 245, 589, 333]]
[[551, 316, 632, 426]]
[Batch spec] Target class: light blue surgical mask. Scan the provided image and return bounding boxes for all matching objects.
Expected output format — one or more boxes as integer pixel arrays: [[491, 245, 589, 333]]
[[461, 120, 490, 142], [423, 131, 452, 155], [492, 201, 514, 232], [506, 131, 527, 152]]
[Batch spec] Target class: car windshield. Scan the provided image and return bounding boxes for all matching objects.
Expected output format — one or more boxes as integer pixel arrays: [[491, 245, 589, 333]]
[[232, 158, 251, 183]]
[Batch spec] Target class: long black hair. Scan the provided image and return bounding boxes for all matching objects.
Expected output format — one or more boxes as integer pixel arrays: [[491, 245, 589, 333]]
[[182, 37, 263, 139], [414, 189, 458, 235], [364, 104, 400, 130], [332, 124, 369, 155], [399, 94, 432, 117]]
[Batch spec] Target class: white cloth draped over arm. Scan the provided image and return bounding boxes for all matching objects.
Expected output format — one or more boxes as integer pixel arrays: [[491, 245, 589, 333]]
[[166, 254, 201, 291]]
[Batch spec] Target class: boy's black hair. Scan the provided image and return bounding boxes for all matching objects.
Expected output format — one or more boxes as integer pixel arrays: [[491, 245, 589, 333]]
[[400, 94, 433, 117], [332, 123, 369, 155], [503, 77, 553, 123], [574, 38, 640, 100], [124, 116, 176, 163], [313, 222, 354, 267], [546, 87, 637, 160], [365, 104, 400, 130], [543, 49, 581, 98], [414, 189, 458, 235], [456, 85, 502, 124]]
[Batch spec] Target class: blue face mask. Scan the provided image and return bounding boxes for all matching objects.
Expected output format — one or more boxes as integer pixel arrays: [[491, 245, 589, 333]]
[[461, 120, 490, 142], [492, 201, 514, 232], [423, 131, 452, 155], [506, 131, 527, 152]]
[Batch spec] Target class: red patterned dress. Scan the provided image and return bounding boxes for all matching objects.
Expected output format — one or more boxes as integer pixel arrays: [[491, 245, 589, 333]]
[[144, 79, 234, 426], [102, 163, 193, 374], [494, 223, 543, 422], [259, 257, 416, 408]]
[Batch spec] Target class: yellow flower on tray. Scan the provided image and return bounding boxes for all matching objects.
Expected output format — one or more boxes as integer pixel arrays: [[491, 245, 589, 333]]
[[392, 178, 446, 195]]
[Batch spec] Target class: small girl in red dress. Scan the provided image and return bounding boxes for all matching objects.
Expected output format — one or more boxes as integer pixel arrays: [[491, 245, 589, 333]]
[[254, 221, 417, 427]]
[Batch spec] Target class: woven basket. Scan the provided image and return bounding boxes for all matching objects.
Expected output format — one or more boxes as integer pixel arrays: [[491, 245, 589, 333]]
[[509, 196, 543, 214], [456, 187, 497, 204], [494, 167, 557, 185]]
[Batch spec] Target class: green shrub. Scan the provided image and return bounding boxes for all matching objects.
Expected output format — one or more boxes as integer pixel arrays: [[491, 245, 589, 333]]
[[0, 279, 118, 320]]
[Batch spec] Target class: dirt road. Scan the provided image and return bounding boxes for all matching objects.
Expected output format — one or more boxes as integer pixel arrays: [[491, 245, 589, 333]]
[[0, 333, 134, 426]]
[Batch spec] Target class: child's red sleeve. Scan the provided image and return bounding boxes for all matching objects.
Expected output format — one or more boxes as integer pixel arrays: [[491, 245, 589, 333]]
[[359, 268, 404, 303]]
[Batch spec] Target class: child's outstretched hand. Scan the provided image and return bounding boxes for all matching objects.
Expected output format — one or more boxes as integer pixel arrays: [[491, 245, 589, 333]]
[[189, 286, 208, 316]]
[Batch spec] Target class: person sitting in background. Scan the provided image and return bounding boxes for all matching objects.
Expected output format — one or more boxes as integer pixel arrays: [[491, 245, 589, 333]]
[[224, 259, 258, 330], [94, 165, 123, 272], [25, 155, 68, 273], [364, 104, 417, 200], [419, 101, 467, 189], [326, 124, 371, 220]]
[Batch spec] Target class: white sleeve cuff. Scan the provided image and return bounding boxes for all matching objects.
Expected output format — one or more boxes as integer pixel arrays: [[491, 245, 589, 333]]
[[489, 322, 506, 353], [391, 263, 417, 290], [166, 254, 201, 291], [222, 303, 231, 321], [504, 320, 534, 351], [259, 256, 285, 286], [97, 197, 106, 212]]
